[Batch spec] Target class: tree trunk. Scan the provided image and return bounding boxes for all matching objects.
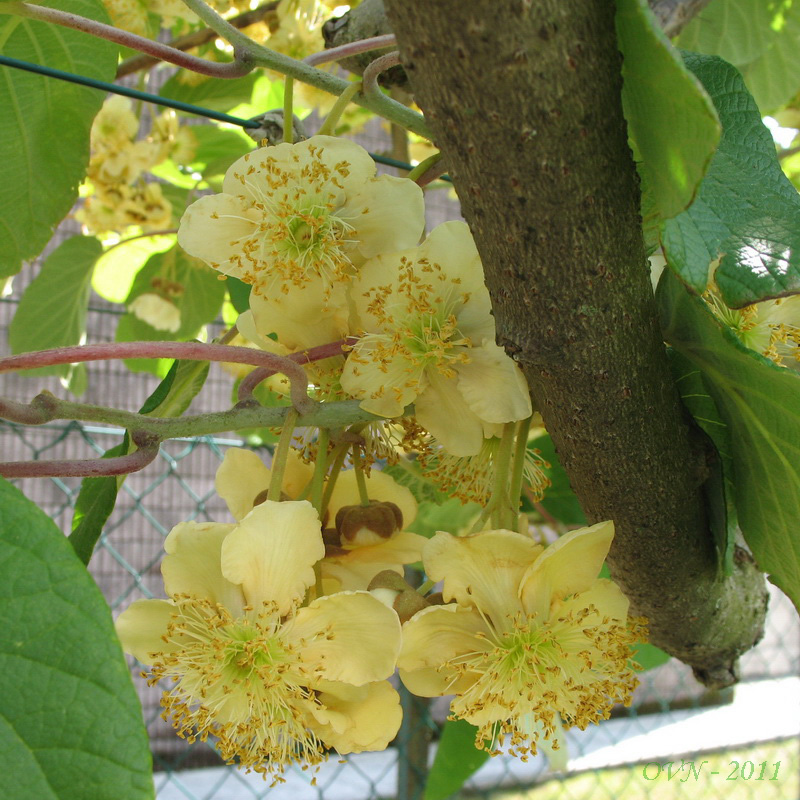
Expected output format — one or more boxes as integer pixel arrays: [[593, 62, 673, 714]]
[[383, 0, 767, 688]]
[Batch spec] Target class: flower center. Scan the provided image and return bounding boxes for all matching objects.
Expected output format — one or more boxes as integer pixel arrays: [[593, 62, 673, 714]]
[[145, 597, 325, 779], [445, 608, 640, 756], [223, 146, 360, 292]]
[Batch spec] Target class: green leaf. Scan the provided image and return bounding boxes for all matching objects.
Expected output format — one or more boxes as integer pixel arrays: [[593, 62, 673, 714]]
[[150, 125, 252, 188], [382, 460, 447, 504], [158, 71, 258, 113], [69, 359, 209, 562], [667, 349, 737, 575], [127, 246, 226, 334], [226, 275, 251, 313], [424, 718, 488, 800], [632, 641, 671, 671], [0, 0, 117, 278], [92, 234, 175, 303], [69, 440, 128, 565], [529, 434, 587, 526], [616, 0, 720, 220], [408, 497, 481, 539], [661, 52, 800, 306], [657, 270, 800, 611], [0, 477, 153, 799], [117, 246, 226, 375], [678, 0, 800, 113], [9, 236, 101, 384]]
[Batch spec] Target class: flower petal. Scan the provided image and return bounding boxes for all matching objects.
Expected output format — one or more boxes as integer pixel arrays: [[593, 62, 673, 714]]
[[307, 680, 402, 753], [177, 193, 259, 277], [456, 341, 532, 424], [519, 521, 615, 620], [115, 598, 175, 663], [288, 591, 401, 685], [249, 278, 350, 351], [215, 448, 272, 522], [345, 175, 425, 260], [424, 530, 543, 628], [162, 521, 243, 613], [341, 342, 423, 418], [415, 372, 485, 456], [556, 578, 630, 624], [398, 604, 490, 697], [220, 500, 324, 614]]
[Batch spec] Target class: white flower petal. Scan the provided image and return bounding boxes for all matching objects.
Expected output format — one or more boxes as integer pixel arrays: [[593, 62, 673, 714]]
[[308, 680, 402, 754], [456, 341, 532, 424], [115, 598, 175, 663], [215, 448, 272, 522], [414, 372, 485, 456], [345, 175, 425, 260], [220, 500, 323, 614], [288, 591, 401, 685], [398, 604, 490, 697], [341, 342, 423, 418], [177, 193, 259, 276], [519, 521, 615, 620], [162, 521, 243, 613], [424, 530, 543, 628]]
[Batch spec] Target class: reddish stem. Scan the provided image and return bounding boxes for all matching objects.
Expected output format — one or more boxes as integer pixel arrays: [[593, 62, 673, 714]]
[[12, 2, 254, 78], [236, 338, 356, 402], [0, 341, 314, 415], [0, 440, 159, 479], [304, 34, 397, 68]]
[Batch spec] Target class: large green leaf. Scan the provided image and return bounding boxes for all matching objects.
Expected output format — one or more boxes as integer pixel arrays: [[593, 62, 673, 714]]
[[661, 53, 800, 306], [0, 477, 153, 799], [70, 357, 210, 563], [0, 0, 117, 278], [657, 270, 800, 610], [678, 0, 800, 113], [616, 0, 720, 221], [9, 235, 101, 390], [424, 718, 488, 800]]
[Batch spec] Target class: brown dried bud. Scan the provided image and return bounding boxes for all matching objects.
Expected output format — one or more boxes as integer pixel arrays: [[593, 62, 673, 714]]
[[335, 500, 403, 547]]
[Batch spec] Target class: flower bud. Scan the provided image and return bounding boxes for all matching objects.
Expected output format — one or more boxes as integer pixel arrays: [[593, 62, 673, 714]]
[[335, 500, 403, 547]]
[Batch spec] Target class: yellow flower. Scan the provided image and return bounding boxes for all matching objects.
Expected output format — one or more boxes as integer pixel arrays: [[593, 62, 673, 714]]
[[178, 136, 424, 352], [115, 500, 403, 778], [177, 135, 424, 289], [341, 221, 532, 456], [91, 96, 139, 150], [707, 288, 800, 368], [398, 522, 643, 756], [214, 447, 424, 591]]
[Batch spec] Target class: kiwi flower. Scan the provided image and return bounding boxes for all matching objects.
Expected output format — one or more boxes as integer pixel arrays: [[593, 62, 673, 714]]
[[398, 522, 643, 756], [340, 221, 532, 457], [115, 500, 402, 778], [177, 135, 424, 348]]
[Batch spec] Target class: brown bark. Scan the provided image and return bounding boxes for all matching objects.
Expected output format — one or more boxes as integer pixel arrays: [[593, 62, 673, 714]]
[[383, 0, 767, 687]]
